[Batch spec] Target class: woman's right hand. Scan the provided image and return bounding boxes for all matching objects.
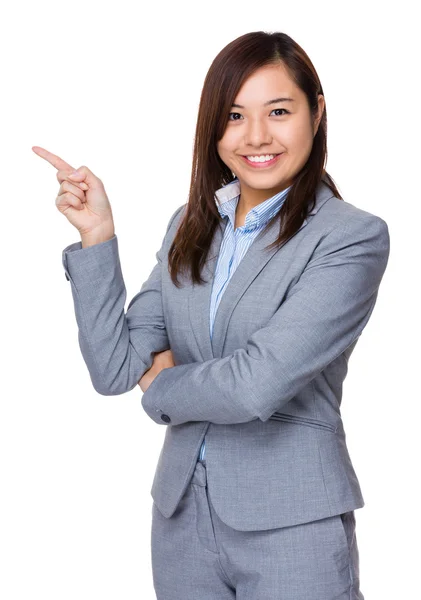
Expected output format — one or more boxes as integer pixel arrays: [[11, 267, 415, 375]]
[[32, 145, 115, 238], [138, 350, 176, 393]]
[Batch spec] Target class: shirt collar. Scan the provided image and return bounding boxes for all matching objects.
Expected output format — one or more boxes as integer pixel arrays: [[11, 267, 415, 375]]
[[214, 178, 292, 231]]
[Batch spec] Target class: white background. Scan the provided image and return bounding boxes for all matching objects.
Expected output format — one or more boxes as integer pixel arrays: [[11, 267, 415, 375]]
[[1, 0, 419, 598]]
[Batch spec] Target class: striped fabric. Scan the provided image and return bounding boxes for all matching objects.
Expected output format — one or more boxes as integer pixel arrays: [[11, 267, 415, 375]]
[[198, 178, 292, 461]]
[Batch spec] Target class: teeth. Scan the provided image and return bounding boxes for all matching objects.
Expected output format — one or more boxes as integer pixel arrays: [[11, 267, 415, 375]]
[[246, 154, 277, 162]]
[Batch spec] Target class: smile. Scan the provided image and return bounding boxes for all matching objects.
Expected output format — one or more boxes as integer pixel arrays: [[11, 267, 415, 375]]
[[241, 153, 284, 168]]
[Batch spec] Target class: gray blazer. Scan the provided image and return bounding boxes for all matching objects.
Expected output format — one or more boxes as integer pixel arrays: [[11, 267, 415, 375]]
[[62, 179, 390, 532]]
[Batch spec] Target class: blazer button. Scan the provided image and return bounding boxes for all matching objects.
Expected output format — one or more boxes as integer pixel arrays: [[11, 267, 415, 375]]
[[65, 272, 70, 281], [160, 414, 171, 423]]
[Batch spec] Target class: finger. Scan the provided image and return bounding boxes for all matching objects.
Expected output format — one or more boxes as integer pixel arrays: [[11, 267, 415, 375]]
[[56, 191, 84, 211], [32, 146, 75, 173], [67, 165, 103, 190], [60, 180, 86, 203], [57, 168, 89, 190]]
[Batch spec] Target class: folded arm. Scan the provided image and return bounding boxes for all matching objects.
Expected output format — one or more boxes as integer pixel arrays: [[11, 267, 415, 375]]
[[141, 215, 390, 426]]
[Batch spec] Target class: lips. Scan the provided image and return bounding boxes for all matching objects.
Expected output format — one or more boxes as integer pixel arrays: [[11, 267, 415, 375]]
[[241, 153, 284, 168], [241, 153, 281, 158]]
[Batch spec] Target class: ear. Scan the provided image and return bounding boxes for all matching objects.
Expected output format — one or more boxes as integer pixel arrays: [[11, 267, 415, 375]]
[[313, 94, 325, 137]]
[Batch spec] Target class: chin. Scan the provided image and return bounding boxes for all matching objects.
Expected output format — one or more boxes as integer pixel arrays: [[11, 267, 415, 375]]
[[242, 175, 288, 188]]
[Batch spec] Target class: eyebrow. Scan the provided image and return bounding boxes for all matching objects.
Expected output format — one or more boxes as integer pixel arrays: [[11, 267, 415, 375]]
[[231, 97, 295, 108]]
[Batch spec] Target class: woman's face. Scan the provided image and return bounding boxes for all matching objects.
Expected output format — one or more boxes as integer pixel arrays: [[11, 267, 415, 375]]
[[217, 62, 325, 202]]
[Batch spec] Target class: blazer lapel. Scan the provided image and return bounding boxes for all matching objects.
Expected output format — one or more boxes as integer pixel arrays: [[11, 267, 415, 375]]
[[187, 218, 227, 362], [188, 181, 335, 361]]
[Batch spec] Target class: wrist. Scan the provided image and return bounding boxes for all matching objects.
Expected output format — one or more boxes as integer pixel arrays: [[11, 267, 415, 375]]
[[80, 227, 115, 248]]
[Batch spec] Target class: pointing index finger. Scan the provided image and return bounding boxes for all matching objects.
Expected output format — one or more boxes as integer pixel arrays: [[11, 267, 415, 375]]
[[32, 146, 75, 172]]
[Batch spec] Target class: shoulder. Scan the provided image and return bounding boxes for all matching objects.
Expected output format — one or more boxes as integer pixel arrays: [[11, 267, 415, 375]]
[[315, 192, 389, 246], [308, 197, 390, 274], [164, 203, 188, 235]]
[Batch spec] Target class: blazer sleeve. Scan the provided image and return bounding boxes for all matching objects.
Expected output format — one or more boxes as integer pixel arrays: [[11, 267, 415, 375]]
[[141, 214, 390, 426], [62, 204, 185, 395]]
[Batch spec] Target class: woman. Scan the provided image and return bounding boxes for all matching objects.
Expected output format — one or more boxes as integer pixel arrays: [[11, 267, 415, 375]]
[[33, 30, 389, 600]]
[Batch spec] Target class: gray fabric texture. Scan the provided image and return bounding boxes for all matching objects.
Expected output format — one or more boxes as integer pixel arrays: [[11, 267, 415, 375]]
[[62, 179, 390, 532]]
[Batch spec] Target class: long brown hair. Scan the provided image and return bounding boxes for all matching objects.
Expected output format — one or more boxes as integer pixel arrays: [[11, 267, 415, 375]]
[[168, 31, 343, 287]]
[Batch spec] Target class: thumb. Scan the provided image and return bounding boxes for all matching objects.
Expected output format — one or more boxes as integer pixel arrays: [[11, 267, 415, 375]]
[[67, 165, 103, 189]]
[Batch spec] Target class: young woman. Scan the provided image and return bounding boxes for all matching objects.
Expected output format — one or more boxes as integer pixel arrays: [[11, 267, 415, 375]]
[[34, 30, 389, 600]]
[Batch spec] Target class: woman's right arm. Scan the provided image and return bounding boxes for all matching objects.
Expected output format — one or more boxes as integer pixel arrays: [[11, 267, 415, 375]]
[[62, 205, 184, 395], [32, 145, 184, 395]]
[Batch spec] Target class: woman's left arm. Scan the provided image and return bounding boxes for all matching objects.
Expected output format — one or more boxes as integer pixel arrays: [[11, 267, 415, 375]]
[[141, 215, 390, 426]]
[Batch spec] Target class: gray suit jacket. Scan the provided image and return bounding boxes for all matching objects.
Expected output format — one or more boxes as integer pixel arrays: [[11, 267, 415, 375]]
[[62, 180, 390, 531]]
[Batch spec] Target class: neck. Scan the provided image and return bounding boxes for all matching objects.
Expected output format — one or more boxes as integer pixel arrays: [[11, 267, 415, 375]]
[[236, 182, 289, 216]]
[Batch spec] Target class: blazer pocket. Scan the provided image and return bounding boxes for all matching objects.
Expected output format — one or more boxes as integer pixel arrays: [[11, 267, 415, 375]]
[[268, 411, 337, 433]]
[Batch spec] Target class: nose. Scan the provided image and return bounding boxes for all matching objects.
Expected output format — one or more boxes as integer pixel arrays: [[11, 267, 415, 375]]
[[243, 117, 272, 148]]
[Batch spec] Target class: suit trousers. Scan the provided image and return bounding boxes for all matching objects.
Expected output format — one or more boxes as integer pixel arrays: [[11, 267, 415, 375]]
[[151, 459, 364, 600]]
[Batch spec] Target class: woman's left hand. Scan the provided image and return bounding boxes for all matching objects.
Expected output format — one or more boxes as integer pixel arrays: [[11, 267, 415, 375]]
[[138, 349, 175, 393]]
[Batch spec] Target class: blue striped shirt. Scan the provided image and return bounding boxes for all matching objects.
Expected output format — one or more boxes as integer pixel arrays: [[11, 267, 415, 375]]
[[198, 178, 292, 461]]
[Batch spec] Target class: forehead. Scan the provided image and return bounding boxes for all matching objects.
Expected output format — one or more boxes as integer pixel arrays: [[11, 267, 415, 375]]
[[233, 63, 302, 105]]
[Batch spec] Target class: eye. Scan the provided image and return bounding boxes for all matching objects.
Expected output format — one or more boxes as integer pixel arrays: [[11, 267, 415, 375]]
[[227, 108, 290, 121], [228, 112, 243, 121], [271, 108, 290, 116]]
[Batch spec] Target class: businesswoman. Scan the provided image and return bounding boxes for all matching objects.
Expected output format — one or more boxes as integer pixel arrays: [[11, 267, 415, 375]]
[[34, 30, 390, 600]]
